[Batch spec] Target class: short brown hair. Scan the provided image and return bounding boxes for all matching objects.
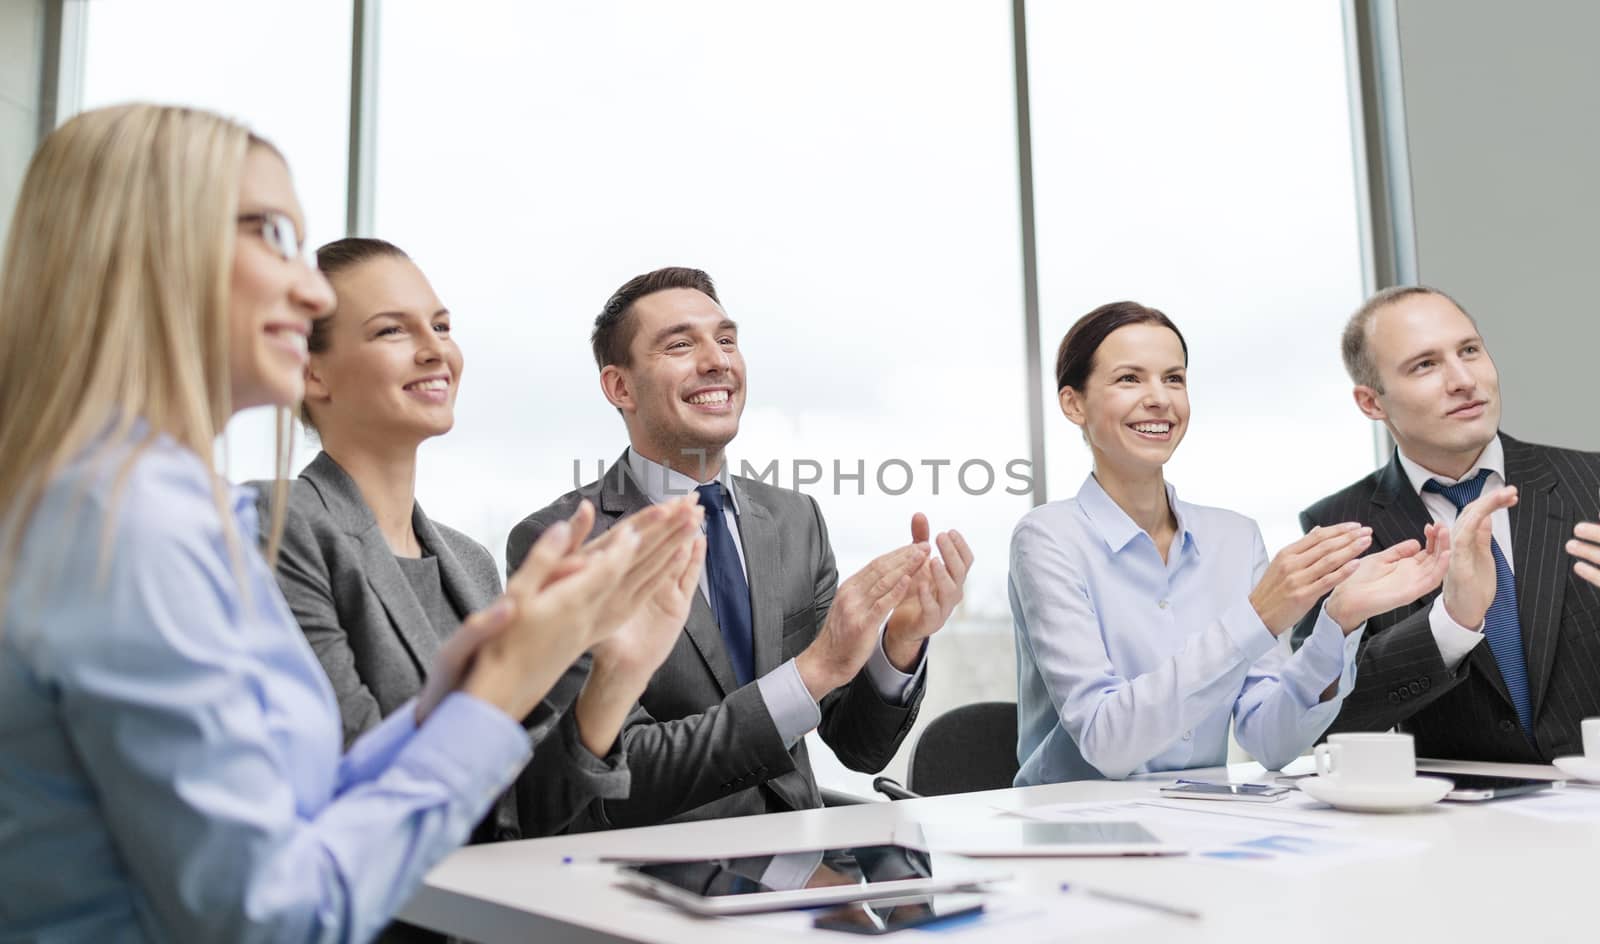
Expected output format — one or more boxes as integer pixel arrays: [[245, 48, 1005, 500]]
[[300, 237, 411, 432], [592, 266, 719, 369], [1341, 285, 1474, 392], [1055, 301, 1188, 392]]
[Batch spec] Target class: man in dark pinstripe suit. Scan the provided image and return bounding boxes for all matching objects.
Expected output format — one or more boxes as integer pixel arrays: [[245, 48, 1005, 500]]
[[1294, 286, 1600, 763]]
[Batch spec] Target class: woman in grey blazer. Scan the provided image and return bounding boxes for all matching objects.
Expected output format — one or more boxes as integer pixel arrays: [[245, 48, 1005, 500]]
[[264, 238, 703, 853]]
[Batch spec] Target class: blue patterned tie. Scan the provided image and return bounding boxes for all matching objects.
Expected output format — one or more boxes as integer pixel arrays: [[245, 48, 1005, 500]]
[[695, 483, 755, 686], [1423, 469, 1533, 734]]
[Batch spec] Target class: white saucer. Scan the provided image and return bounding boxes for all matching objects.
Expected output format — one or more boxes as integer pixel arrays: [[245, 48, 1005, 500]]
[[1297, 775, 1454, 812], [1552, 756, 1600, 783]]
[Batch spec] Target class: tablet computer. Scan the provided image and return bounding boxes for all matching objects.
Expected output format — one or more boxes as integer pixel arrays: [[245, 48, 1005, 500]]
[[1440, 773, 1561, 801], [614, 844, 1005, 916], [911, 820, 1188, 857]]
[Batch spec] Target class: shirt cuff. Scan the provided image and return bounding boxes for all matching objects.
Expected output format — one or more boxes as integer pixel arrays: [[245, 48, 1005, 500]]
[[1294, 604, 1365, 706], [399, 691, 535, 802], [865, 628, 924, 704], [338, 696, 422, 787], [552, 707, 631, 798], [757, 658, 822, 749], [1429, 596, 1486, 671], [1219, 597, 1279, 663], [1298, 605, 1355, 679]]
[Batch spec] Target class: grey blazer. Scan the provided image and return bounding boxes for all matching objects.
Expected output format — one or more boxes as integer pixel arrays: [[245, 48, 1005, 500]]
[[258, 451, 628, 841], [506, 451, 924, 830]]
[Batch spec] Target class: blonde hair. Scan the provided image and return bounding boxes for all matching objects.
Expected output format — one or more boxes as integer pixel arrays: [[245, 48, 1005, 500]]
[[0, 104, 294, 607]]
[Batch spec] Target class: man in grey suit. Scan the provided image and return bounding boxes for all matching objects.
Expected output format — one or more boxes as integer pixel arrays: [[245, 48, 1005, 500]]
[[1294, 286, 1600, 762], [508, 266, 973, 828]]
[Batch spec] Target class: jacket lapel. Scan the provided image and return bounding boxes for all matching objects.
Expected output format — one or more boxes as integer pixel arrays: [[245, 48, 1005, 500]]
[[415, 501, 497, 616], [302, 452, 442, 673], [731, 480, 784, 679], [600, 450, 739, 695], [1368, 452, 1435, 555], [1502, 435, 1566, 719]]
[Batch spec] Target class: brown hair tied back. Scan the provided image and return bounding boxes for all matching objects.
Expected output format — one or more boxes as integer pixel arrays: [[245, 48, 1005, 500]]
[[1055, 300, 1188, 393]]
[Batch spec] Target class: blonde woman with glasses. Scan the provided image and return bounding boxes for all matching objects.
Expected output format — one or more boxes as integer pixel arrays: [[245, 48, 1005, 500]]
[[0, 104, 703, 942]]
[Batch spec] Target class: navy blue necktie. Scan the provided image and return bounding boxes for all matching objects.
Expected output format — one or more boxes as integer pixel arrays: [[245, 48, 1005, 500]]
[[1423, 469, 1533, 734], [696, 483, 754, 686]]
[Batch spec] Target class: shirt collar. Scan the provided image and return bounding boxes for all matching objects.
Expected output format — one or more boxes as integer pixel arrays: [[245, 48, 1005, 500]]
[[1397, 434, 1505, 495], [1075, 472, 1198, 556], [625, 447, 741, 515]]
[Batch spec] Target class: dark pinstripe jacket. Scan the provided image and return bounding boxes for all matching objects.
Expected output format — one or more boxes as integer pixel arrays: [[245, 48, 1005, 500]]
[[1292, 434, 1600, 762]]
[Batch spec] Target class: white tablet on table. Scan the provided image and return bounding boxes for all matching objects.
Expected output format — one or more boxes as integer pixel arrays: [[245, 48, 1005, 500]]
[[909, 819, 1188, 857]]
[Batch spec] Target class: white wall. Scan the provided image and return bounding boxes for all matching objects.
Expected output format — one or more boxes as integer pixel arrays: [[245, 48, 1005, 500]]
[[1390, 0, 1600, 450]]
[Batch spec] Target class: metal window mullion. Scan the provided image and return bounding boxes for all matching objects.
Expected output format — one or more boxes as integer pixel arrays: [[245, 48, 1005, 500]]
[[346, 0, 379, 237], [1012, 0, 1047, 507]]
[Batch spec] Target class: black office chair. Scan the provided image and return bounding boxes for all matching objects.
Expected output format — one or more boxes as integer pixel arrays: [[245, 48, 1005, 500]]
[[873, 701, 1019, 800]]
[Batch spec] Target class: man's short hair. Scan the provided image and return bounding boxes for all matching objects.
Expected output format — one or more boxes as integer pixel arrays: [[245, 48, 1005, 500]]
[[1340, 285, 1475, 392], [592, 267, 720, 370]]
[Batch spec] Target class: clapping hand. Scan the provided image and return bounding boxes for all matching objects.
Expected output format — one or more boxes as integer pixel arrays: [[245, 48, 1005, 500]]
[[1325, 523, 1451, 633], [1249, 523, 1372, 635], [795, 543, 928, 701], [1566, 520, 1600, 588], [1440, 486, 1517, 629], [447, 501, 650, 722], [576, 500, 707, 756], [883, 513, 974, 670]]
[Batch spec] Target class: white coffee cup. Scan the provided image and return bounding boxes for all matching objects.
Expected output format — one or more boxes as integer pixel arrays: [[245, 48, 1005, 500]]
[[1583, 718, 1600, 759], [1313, 732, 1416, 787]]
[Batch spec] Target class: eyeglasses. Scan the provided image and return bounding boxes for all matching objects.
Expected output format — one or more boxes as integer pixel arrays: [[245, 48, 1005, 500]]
[[237, 211, 305, 263]]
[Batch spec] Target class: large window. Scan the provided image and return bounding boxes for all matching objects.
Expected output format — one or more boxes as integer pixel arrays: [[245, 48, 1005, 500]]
[[78, 0, 353, 481], [61, 2, 1374, 786], [1028, 1, 1375, 551], [376, 1, 1027, 791]]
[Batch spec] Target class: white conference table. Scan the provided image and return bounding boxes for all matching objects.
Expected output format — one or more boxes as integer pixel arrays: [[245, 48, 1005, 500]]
[[400, 758, 1596, 943]]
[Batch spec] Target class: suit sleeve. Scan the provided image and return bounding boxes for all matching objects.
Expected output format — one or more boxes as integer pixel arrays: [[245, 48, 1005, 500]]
[[809, 496, 923, 773], [509, 657, 631, 837], [269, 496, 383, 747], [509, 509, 797, 832], [1292, 506, 1471, 736]]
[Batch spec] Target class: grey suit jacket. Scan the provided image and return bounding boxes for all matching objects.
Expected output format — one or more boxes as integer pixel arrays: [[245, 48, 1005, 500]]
[[257, 451, 628, 841], [1292, 434, 1600, 761], [506, 451, 924, 830]]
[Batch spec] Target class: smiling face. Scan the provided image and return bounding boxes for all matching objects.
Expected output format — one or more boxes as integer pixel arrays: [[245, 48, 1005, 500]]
[[1357, 292, 1500, 476], [1060, 322, 1190, 479], [303, 253, 462, 450], [227, 146, 335, 412], [601, 287, 744, 480]]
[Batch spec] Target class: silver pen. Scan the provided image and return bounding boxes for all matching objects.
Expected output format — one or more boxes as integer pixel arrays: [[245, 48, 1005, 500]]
[[1060, 882, 1202, 921]]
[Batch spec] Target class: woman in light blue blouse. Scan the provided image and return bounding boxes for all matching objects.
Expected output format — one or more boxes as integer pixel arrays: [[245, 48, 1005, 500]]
[[0, 104, 702, 943], [1011, 301, 1452, 784]]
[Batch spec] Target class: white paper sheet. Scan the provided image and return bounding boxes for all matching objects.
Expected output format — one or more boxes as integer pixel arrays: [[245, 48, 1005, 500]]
[[1490, 788, 1600, 822]]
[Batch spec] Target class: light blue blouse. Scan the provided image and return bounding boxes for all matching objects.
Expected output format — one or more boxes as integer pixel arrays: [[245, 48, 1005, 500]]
[[1011, 474, 1363, 784], [0, 432, 532, 942]]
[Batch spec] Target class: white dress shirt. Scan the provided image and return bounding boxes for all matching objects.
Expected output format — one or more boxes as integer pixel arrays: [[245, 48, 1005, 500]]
[[1010, 474, 1362, 783], [625, 449, 924, 747], [1395, 435, 1509, 670]]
